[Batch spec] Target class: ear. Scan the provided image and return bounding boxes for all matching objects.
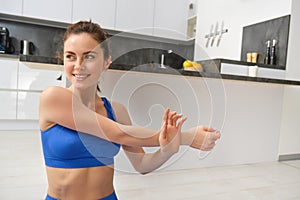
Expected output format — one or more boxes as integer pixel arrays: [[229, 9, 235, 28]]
[[103, 55, 112, 71]]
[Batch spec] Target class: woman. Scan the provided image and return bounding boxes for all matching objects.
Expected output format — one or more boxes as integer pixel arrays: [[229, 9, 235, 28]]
[[39, 21, 220, 200]]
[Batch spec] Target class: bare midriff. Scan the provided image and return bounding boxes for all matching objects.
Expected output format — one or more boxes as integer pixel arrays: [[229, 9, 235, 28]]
[[46, 165, 115, 200]]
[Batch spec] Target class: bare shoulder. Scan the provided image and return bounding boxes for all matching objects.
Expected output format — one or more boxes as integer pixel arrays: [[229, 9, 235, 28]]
[[110, 101, 132, 125], [39, 86, 72, 130], [40, 86, 73, 108], [40, 86, 70, 100]]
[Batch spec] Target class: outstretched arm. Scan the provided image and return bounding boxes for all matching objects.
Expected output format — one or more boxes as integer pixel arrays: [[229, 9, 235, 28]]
[[40, 86, 220, 149], [119, 108, 186, 174], [39, 86, 162, 147]]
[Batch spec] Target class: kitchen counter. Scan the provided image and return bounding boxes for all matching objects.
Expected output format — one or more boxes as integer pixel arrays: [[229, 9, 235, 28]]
[[109, 61, 300, 86], [0, 53, 19, 59], [19, 55, 63, 65], [0, 53, 62, 63], [1, 54, 300, 86]]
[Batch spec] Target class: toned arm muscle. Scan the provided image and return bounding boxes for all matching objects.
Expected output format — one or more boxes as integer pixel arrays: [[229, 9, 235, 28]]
[[39, 86, 160, 147]]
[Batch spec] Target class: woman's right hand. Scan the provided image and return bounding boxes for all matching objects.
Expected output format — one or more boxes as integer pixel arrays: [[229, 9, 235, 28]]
[[159, 109, 187, 155]]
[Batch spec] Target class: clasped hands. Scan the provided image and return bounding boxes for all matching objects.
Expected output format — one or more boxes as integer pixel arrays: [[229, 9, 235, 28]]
[[159, 108, 221, 155]]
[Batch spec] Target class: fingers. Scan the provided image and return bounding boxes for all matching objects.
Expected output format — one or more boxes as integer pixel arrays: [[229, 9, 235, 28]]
[[202, 126, 216, 132], [167, 111, 186, 127], [160, 113, 168, 140], [177, 117, 187, 130], [214, 130, 221, 139], [172, 113, 183, 126], [209, 130, 221, 140], [164, 109, 187, 128], [162, 108, 170, 122], [168, 111, 176, 126], [160, 108, 170, 140], [203, 127, 221, 140], [202, 130, 221, 151], [161, 118, 167, 139]]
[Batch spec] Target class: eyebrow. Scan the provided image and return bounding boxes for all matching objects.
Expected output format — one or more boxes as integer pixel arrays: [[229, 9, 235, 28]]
[[64, 51, 98, 55], [83, 51, 98, 55]]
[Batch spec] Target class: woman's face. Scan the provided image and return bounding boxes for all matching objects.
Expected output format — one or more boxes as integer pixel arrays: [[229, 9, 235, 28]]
[[64, 33, 110, 91]]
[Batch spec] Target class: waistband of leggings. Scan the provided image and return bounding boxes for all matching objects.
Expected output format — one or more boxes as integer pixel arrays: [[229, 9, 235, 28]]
[[46, 191, 117, 200]]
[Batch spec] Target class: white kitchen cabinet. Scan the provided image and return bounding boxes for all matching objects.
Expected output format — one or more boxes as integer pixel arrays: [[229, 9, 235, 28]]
[[17, 63, 64, 120], [153, 0, 189, 40], [18, 62, 64, 91], [0, 91, 17, 119], [17, 91, 40, 120], [72, 0, 116, 30], [0, 0, 23, 16], [23, 0, 72, 23], [115, 0, 155, 35], [0, 58, 18, 90]]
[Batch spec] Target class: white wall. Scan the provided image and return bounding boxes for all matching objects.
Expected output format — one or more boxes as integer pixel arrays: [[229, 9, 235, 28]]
[[194, 0, 292, 61], [188, 0, 199, 17], [285, 0, 300, 81], [279, 85, 300, 156], [194, 0, 300, 158], [279, 0, 300, 157]]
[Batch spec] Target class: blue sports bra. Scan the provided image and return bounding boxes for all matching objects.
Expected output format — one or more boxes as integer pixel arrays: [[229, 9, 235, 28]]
[[41, 97, 121, 168]]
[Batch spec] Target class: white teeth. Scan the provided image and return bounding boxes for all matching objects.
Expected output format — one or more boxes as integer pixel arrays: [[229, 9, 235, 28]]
[[74, 74, 89, 80], [75, 75, 88, 78]]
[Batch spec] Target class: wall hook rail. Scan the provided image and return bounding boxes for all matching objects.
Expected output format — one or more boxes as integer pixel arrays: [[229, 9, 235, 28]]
[[205, 21, 228, 47]]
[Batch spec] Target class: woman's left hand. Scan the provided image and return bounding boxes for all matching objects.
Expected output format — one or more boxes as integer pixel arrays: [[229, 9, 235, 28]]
[[159, 109, 187, 155]]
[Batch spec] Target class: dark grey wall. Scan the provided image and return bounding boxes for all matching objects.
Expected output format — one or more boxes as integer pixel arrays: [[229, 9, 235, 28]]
[[0, 19, 65, 57], [241, 15, 290, 68], [0, 14, 194, 68], [110, 36, 194, 69]]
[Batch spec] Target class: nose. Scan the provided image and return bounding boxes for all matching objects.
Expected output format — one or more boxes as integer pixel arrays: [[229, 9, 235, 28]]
[[74, 57, 85, 70]]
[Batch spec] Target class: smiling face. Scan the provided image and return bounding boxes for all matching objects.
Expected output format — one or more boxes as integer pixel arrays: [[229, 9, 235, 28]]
[[64, 33, 111, 91]]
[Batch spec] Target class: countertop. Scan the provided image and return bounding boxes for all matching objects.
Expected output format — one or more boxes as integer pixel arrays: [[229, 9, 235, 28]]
[[1, 53, 300, 86], [109, 63, 300, 86]]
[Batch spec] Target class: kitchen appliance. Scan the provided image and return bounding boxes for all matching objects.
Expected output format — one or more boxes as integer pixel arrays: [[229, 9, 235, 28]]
[[0, 27, 10, 53], [20, 40, 34, 55]]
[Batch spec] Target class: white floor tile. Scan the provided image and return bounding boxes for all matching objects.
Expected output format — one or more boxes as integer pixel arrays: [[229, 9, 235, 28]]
[[1, 130, 300, 200]]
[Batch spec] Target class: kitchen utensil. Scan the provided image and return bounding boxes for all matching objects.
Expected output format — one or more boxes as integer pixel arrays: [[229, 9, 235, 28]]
[[251, 52, 258, 63], [0, 27, 9, 53], [20, 40, 34, 55], [205, 24, 213, 48], [216, 21, 224, 46], [211, 22, 219, 46], [247, 52, 252, 62], [264, 40, 271, 64], [270, 39, 277, 65]]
